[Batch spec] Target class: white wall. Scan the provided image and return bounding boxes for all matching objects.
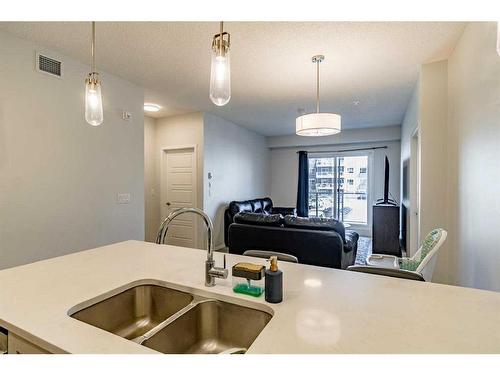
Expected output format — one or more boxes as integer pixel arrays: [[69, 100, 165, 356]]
[[447, 22, 500, 291], [400, 80, 419, 207], [203, 113, 270, 249], [0, 31, 145, 269], [269, 126, 401, 237], [400, 61, 450, 283], [144, 116, 159, 242], [419, 60, 449, 284], [144, 112, 205, 247], [399, 80, 419, 255], [399, 22, 500, 291]]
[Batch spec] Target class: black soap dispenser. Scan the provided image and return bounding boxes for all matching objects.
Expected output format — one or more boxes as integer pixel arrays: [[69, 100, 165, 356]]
[[265, 256, 283, 303]]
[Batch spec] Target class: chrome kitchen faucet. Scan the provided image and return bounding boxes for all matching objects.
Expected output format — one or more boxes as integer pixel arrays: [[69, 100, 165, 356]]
[[156, 207, 228, 286]]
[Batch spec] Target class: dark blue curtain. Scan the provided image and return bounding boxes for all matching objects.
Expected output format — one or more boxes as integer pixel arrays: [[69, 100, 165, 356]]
[[296, 151, 309, 217]]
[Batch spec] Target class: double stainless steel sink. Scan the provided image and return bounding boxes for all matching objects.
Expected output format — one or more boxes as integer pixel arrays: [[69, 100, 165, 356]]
[[69, 281, 272, 354]]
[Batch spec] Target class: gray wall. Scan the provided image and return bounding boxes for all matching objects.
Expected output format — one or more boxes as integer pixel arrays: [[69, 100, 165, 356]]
[[144, 112, 205, 247], [203, 113, 270, 248], [144, 112, 270, 249], [270, 141, 401, 208], [144, 116, 158, 243], [269, 126, 401, 237], [0, 31, 145, 269]]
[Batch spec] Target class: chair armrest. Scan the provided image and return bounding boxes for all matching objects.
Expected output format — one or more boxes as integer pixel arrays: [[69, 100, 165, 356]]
[[369, 254, 398, 260], [347, 265, 425, 281], [271, 206, 297, 216], [366, 254, 399, 268]]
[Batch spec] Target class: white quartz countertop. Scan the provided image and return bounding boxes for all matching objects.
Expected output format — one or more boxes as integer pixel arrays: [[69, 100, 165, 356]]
[[1, 240, 500, 354]]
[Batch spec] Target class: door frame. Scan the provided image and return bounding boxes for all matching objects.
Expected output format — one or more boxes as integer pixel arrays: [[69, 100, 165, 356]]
[[159, 144, 199, 248], [409, 126, 421, 257]]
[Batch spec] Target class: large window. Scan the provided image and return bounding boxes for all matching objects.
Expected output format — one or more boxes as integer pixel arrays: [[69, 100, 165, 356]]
[[308, 155, 369, 225]]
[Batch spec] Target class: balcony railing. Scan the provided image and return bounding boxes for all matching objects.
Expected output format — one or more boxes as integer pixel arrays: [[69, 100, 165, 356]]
[[309, 190, 368, 224]]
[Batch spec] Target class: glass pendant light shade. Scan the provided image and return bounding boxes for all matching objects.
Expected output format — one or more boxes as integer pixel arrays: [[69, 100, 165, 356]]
[[85, 72, 103, 126], [210, 49, 231, 106], [296, 113, 341, 136], [209, 22, 231, 106]]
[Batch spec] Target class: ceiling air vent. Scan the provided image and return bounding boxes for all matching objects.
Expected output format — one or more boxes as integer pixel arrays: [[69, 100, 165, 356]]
[[36, 53, 62, 78]]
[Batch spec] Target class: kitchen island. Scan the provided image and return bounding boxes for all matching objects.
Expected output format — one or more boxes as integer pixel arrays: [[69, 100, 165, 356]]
[[0, 240, 499, 353]]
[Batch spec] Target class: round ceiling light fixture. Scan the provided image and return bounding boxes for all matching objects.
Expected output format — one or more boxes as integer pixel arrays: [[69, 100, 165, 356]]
[[144, 103, 161, 112], [296, 55, 341, 137]]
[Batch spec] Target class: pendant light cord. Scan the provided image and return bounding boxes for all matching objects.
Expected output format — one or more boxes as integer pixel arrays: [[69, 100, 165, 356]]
[[219, 21, 224, 52], [316, 59, 320, 113], [91, 21, 96, 73]]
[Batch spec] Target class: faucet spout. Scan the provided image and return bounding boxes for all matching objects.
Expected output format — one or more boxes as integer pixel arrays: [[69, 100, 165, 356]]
[[156, 207, 213, 260], [156, 207, 227, 286]]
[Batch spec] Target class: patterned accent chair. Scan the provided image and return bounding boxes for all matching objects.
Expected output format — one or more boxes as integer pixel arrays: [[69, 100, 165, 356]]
[[347, 228, 447, 282]]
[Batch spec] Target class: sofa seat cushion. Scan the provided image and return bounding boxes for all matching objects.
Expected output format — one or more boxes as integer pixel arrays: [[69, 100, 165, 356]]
[[271, 206, 297, 216], [284, 215, 346, 242], [234, 212, 284, 227]]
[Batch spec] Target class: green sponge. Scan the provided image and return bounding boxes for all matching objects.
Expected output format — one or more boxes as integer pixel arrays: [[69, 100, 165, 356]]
[[233, 283, 264, 297]]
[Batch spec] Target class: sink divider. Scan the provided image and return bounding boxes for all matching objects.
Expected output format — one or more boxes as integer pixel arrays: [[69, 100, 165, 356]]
[[132, 295, 218, 345]]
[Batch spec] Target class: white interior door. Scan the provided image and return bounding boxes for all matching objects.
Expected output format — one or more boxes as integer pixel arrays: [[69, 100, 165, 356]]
[[161, 147, 197, 248]]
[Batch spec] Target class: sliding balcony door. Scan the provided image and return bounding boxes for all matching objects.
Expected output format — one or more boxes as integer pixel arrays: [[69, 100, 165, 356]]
[[308, 152, 372, 233]]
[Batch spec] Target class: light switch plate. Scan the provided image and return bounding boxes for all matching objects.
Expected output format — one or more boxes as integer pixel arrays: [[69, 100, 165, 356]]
[[122, 111, 132, 121], [117, 193, 131, 204]]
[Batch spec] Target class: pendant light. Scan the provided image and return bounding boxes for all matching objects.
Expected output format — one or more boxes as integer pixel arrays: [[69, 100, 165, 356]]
[[84, 21, 103, 126], [209, 21, 231, 106], [296, 55, 341, 136]]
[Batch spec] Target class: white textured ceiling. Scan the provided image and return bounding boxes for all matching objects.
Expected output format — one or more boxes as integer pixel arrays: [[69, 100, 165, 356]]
[[0, 22, 466, 135]]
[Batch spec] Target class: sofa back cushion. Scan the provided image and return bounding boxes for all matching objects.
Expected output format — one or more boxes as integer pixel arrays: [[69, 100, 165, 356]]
[[284, 215, 346, 242], [260, 198, 273, 213], [252, 200, 263, 213], [229, 197, 273, 217], [234, 212, 283, 227], [228, 224, 345, 269], [229, 201, 253, 216]]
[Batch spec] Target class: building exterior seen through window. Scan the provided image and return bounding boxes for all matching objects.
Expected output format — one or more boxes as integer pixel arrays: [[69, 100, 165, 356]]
[[308, 155, 368, 224]]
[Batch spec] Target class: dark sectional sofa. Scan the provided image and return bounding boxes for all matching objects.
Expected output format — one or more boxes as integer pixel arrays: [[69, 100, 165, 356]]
[[224, 197, 359, 269]]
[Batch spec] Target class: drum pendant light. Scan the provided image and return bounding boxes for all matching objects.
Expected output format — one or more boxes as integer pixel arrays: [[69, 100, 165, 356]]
[[296, 55, 341, 136]]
